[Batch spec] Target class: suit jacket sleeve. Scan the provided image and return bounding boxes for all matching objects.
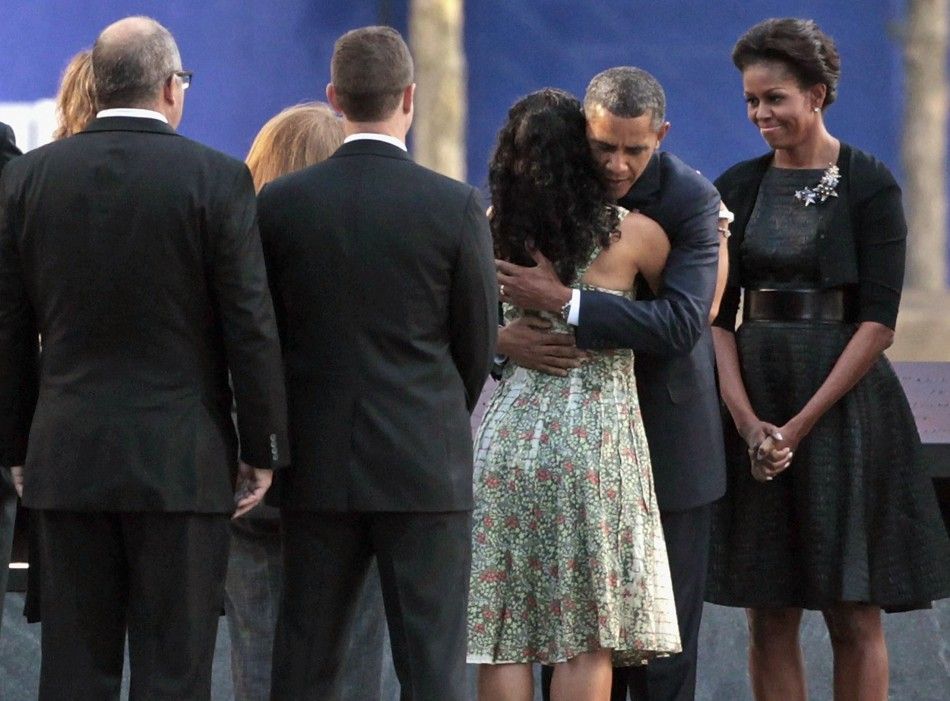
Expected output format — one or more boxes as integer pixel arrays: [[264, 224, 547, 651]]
[[450, 190, 498, 412], [0, 165, 39, 467], [209, 165, 289, 469], [256, 182, 288, 343], [575, 180, 720, 356]]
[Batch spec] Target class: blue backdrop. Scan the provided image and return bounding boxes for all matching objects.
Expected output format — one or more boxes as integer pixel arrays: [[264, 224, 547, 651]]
[[0, 2, 924, 245]]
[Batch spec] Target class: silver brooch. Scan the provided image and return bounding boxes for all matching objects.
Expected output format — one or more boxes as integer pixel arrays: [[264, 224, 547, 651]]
[[794, 164, 840, 206]]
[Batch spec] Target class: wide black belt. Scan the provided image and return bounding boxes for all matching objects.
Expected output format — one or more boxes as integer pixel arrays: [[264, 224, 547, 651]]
[[743, 288, 857, 323]]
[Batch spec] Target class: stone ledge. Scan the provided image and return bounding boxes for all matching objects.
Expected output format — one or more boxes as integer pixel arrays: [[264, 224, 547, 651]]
[[890, 289, 950, 361]]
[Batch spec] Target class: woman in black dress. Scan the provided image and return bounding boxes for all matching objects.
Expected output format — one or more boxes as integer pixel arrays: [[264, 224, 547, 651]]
[[708, 18, 950, 701]]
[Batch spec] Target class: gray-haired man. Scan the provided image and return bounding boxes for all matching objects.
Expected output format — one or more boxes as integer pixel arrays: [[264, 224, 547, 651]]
[[0, 17, 287, 698]]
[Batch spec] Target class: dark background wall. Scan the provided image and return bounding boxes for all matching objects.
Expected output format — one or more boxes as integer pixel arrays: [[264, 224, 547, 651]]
[[0, 1, 904, 183], [466, 0, 904, 186]]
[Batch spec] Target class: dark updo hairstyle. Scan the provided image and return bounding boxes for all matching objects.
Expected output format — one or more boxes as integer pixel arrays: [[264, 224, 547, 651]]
[[732, 18, 841, 109], [489, 88, 619, 285]]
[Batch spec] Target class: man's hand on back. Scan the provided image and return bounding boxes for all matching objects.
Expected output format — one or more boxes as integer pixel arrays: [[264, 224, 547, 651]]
[[498, 316, 584, 378], [496, 249, 572, 313]]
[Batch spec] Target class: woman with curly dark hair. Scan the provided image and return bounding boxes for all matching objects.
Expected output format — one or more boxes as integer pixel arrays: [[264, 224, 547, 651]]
[[466, 89, 679, 701]]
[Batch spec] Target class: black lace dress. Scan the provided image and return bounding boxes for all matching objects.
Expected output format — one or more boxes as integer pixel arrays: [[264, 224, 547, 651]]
[[706, 167, 950, 611]]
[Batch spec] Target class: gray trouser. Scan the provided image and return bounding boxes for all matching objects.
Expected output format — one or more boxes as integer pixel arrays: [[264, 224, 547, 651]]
[[0, 467, 18, 633], [224, 515, 398, 700]]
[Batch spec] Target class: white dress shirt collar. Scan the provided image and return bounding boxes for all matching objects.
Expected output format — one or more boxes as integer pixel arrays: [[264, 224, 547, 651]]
[[96, 108, 169, 124], [343, 132, 407, 152]]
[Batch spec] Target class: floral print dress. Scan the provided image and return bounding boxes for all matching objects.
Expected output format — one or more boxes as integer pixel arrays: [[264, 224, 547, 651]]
[[466, 245, 681, 666]]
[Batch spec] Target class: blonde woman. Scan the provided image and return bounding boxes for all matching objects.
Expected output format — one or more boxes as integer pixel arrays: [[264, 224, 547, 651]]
[[226, 103, 396, 701], [53, 49, 97, 139]]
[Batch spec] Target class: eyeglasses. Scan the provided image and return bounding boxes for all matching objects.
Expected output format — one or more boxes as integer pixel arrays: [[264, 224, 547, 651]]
[[172, 70, 193, 90]]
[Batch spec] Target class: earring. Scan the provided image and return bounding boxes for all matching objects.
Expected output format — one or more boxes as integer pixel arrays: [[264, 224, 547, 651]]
[[813, 107, 820, 113]]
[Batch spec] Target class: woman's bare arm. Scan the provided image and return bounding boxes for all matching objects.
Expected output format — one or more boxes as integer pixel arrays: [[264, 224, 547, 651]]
[[775, 322, 894, 454], [583, 212, 669, 294], [710, 232, 729, 322], [713, 327, 790, 480]]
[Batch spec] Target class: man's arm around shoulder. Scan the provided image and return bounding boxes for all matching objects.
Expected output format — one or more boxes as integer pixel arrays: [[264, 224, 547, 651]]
[[575, 165, 720, 356]]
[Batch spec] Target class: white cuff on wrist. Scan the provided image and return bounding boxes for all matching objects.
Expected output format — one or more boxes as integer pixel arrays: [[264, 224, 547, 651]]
[[566, 288, 581, 326]]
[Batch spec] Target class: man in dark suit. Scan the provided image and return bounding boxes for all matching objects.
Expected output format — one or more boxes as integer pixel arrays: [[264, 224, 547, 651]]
[[0, 121, 21, 635], [260, 26, 496, 701], [497, 67, 726, 701], [0, 17, 288, 699]]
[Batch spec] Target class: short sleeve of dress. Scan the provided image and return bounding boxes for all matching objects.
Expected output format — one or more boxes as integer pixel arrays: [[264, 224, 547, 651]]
[[853, 173, 907, 330]]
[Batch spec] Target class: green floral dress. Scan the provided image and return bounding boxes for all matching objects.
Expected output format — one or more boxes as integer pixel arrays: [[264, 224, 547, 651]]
[[466, 246, 681, 667]]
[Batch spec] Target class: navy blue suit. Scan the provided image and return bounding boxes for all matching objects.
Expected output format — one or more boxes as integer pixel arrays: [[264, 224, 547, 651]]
[[545, 152, 726, 701], [579, 151, 726, 512]]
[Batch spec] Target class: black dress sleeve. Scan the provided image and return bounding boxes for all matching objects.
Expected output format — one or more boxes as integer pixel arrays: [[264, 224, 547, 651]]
[[852, 161, 907, 330]]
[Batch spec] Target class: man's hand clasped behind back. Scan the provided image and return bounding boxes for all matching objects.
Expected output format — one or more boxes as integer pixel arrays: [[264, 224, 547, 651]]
[[232, 462, 273, 519], [10, 466, 23, 498]]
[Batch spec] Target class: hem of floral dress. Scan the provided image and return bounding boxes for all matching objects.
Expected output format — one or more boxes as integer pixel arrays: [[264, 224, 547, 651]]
[[466, 639, 681, 667]]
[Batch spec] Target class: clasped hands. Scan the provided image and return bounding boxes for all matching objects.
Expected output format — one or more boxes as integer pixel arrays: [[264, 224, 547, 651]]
[[740, 420, 799, 482]]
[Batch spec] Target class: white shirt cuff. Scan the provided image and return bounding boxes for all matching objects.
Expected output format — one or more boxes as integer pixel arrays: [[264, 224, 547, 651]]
[[567, 288, 581, 326]]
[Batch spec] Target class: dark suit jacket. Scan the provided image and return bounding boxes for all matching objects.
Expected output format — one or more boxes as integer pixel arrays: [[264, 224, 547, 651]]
[[0, 116, 289, 513], [0, 122, 20, 500], [258, 138, 497, 512], [575, 152, 726, 511], [713, 143, 907, 332], [0, 123, 20, 174]]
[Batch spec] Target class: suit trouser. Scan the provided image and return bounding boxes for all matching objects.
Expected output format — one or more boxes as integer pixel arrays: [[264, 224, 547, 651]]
[[33, 509, 230, 701], [224, 516, 397, 700], [0, 467, 17, 632], [542, 503, 712, 701], [271, 509, 472, 701]]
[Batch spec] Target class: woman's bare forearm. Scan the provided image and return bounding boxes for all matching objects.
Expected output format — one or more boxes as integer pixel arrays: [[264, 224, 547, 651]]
[[786, 321, 893, 437], [712, 326, 757, 432]]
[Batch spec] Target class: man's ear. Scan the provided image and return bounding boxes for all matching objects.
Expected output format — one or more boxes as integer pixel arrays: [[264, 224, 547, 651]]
[[656, 121, 671, 144], [326, 83, 340, 113], [162, 75, 176, 107], [402, 84, 415, 114]]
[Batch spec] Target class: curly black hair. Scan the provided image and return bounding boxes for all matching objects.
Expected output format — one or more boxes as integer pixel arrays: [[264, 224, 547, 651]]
[[489, 88, 619, 285]]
